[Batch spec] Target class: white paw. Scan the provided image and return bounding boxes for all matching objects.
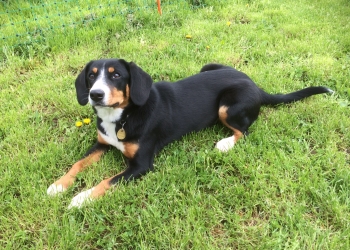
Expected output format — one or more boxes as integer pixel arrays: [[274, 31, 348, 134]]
[[47, 183, 67, 196], [216, 136, 235, 152], [68, 188, 95, 209]]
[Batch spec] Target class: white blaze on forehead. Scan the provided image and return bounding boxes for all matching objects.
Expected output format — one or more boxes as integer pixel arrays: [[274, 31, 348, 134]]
[[89, 67, 111, 105]]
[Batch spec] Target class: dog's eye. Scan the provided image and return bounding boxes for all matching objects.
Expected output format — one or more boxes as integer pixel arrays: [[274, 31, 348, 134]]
[[88, 74, 95, 80], [112, 73, 120, 79]]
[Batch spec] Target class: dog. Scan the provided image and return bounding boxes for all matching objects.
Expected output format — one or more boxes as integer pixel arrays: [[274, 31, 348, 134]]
[[47, 59, 332, 208]]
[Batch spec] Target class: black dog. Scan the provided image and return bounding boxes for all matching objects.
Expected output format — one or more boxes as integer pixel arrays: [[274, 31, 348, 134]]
[[47, 59, 331, 208]]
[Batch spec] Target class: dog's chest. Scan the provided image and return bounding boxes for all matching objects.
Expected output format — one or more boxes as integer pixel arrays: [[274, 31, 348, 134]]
[[96, 107, 125, 151], [99, 121, 124, 151]]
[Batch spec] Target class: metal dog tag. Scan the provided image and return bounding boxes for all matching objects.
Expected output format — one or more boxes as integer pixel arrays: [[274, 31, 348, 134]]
[[117, 128, 126, 140]]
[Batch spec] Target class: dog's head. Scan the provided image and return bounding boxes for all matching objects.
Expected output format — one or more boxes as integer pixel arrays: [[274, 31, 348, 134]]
[[75, 59, 153, 107]]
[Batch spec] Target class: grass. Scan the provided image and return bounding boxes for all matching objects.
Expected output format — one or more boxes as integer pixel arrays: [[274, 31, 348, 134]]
[[1, 0, 350, 248]]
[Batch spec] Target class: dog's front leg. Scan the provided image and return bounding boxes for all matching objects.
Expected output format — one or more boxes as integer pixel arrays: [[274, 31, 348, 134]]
[[47, 143, 110, 196], [68, 142, 155, 209]]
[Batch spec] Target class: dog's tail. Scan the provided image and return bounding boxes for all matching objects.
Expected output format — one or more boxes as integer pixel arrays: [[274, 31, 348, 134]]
[[260, 86, 333, 106]]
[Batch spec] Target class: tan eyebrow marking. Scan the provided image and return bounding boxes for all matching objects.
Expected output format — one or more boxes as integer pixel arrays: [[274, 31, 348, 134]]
[[92, 67, 98, 73], [108, 67, 115, 73]]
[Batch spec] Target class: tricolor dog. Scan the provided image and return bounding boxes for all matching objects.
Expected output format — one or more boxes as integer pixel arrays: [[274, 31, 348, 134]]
[[47, 59, 332, 208]]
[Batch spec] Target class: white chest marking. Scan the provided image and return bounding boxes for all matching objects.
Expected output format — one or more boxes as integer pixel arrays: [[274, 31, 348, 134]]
[[96, 107, 125, 152]]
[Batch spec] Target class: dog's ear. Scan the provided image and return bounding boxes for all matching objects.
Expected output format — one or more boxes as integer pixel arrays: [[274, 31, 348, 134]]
[[123, 61, 153, 106], [75, 61, 93, 106]]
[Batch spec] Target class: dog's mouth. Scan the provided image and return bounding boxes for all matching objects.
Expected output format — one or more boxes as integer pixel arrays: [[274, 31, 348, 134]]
[[92, 102, 120, 108]]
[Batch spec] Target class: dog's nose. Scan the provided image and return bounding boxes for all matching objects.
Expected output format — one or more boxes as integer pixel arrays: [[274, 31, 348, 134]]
[[90, 89, 105, 102]]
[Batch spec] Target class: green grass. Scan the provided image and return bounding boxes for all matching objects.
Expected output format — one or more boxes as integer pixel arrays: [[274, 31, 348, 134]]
[[1, 0, 350, 248]]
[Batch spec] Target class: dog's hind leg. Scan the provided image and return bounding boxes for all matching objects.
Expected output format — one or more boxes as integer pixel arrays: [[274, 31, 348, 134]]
[[216, 105, 243, 152], [216, 103, 259, 152]]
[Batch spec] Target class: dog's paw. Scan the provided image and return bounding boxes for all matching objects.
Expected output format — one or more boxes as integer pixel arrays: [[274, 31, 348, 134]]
[[68, 188, 95, 209], [216, 136, 235, 152], [47, 183, 67, 196]]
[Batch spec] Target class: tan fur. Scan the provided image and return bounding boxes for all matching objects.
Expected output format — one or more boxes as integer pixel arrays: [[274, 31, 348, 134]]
[[122, 142, 139, 158], [218, 106, 243, 142], [90, 176, 114, 198], [108, 85, 130, 108], [52, 150, 104, 189]]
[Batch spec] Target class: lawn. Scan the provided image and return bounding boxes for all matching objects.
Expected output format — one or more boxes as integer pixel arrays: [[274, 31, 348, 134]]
[[1, 0, 350, 249]]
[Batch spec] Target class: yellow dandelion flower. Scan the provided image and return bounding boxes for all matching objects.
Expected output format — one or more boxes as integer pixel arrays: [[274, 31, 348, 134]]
[[75, 121, 83, 127], [185, 34, 192, 39], [206, 46, 210, 50], [226, 21, 232, 26], [83, 118, 91, 125]]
